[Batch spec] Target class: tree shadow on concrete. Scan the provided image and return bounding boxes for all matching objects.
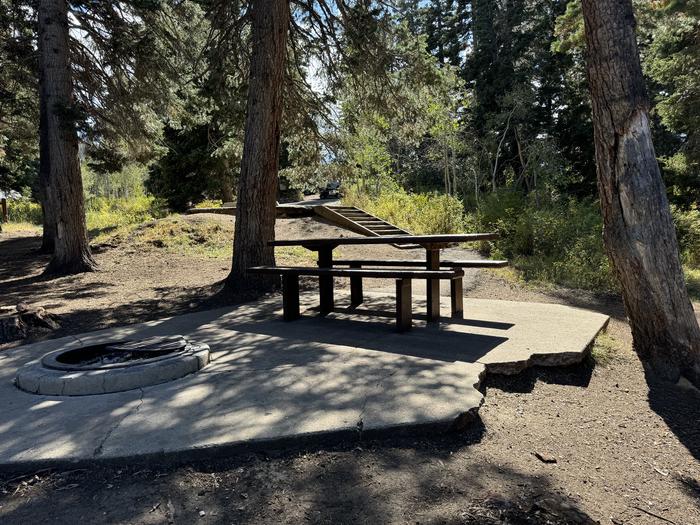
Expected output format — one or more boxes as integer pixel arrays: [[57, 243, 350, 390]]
[[544, 288, 628, 322]]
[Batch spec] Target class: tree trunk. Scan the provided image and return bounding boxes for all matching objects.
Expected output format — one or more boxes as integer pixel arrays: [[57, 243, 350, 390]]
[[224, 0, 289, 296], [581, 0, 700, 386], [38, 92, 56, 254], [38, 0, 96, 274], [220, 178, 234, 204]]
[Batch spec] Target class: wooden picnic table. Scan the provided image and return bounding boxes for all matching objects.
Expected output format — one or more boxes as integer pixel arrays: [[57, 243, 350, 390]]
[[269, 233, 498, 322]]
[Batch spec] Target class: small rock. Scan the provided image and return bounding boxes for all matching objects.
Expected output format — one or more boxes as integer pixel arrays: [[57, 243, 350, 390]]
[[533, 451, 558, 464], [198, 510, 206, 517]]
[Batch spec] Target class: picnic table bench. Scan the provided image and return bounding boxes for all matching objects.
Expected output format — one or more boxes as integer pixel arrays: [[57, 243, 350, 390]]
[[248, 266, 464, 331], [248, 233, 503, 331]]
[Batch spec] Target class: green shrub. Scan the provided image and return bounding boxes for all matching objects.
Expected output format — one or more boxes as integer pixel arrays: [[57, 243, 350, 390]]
[[193, 199, 224, 209], [5, 198, 42, 225], [5, 196, 168, 234], [343, 185, 467, 234], [474, 190, 618, 291], [671, 205, 700, 267], [85, 196, 168, 233]]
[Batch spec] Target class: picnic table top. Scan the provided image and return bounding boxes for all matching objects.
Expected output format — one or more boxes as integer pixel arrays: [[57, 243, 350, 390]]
[[269, 233, 498, 248]]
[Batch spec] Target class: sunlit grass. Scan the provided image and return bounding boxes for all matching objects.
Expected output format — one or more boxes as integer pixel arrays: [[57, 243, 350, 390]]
[[686, 266, 700, 301], [276, 246, 315, 266], [98, 214, 316, 264], [193, 199, 224, 208], [0, 222, 42, 235], [126, 216, 232, 258], [590, 332, 621, 367]]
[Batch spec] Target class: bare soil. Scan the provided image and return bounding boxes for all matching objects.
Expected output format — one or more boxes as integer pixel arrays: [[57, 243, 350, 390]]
[[0, 215, 699, 525]]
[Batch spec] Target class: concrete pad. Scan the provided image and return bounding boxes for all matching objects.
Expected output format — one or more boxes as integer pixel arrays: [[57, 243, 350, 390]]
[[0, 294, 608, 468]]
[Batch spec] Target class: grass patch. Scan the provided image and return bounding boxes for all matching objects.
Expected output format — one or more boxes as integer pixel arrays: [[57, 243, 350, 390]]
[[0, 222, 42, 235], [193, 199, 224, 209], [86, 196, 168, 236], [276, 246, 315, 266], [590, 332, 621, 367], [126, 216, 232, 258], [103, 215, 317, 264], [686, 267, 700, 301]]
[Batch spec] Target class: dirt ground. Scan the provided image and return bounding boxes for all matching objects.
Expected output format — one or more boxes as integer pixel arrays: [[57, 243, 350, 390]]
[[0, 215, 699, 524]]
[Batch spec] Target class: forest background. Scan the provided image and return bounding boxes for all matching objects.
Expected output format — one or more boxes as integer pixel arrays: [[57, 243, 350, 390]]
[[2, 0, 699, 296]]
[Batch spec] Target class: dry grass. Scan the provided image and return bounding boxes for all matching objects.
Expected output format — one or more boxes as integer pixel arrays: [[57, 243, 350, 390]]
[[590, 332, 622, 367]]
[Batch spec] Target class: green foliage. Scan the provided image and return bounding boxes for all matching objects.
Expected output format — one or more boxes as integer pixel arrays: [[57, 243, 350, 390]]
[[5, 198, 42, 224], [336, 20, 466, 195], [83, 163, 149, 200], [686, 267, 700, 300], [552, 1, 585, 54], [0, 0, 38, 194], [343, 185, 467, 234], [671, 205, 700, 267], [84, 196, 168, 235], [645, 0, 700, 207], [474, 192, 700, 293], [5, 194, 169, 241], [193, 199, 224, 209], [475, 191, 618, 291], [146, 124, 236, 211]]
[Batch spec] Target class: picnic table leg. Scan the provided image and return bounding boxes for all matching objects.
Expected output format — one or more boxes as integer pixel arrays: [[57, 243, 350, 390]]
[[426, 248, 440, 322], [396, 278, 412, 332], [318, 247, 334, 315], [349, 262, 363, 306], [282, 274, 300, 321], [450, 276, 463, 319]]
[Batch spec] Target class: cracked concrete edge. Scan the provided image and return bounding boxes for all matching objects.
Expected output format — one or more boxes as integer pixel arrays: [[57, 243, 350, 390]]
[[0, 415, 473, 476], [93, 388, 145, 458], [450, 366, 488, 432], [0, 365, 488, 475], [477, 316, 610, 375], [0, 386, 515, 475]]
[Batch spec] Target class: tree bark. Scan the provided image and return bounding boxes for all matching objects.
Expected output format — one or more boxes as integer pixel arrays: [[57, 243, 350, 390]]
[[38, 0, 96, 274], [220, 179, 234, 204], [38, 92, 56, 254], [224, 0, 289, 296], [581, 0, 700, 386]]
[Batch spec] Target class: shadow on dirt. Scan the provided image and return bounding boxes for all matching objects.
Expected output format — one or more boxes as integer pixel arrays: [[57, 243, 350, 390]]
[[0, 430, 597, 524], [0, 235, 48, 283], [646, 376, 700, 466], [481, 358, 595, 394]]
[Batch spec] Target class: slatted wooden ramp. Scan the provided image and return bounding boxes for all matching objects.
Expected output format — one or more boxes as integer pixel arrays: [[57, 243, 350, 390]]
[[313, 205, 420, 249]]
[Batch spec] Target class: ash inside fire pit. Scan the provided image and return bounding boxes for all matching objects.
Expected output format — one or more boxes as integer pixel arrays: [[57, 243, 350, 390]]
[[47, 336, 189, 370]]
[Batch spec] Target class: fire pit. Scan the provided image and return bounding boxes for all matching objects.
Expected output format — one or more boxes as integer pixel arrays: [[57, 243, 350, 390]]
[[15, 335, 209, 396]]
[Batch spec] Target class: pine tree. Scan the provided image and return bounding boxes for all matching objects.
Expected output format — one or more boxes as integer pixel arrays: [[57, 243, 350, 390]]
[[38, 0, 95, 273], [581, 0, 700, 386]]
